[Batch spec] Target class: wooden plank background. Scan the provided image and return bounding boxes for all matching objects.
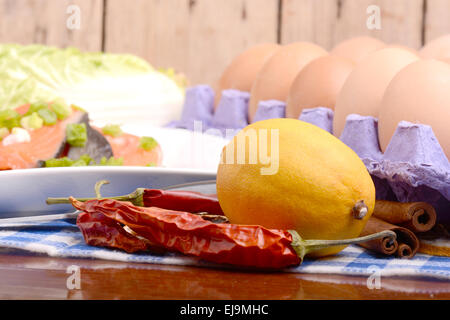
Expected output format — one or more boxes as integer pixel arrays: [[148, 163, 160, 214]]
[[0, 0, 449, 86], [280, 0, 424, 49]]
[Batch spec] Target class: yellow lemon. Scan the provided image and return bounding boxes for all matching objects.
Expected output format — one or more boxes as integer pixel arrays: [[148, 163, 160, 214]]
[[216, 118, 375, 257]]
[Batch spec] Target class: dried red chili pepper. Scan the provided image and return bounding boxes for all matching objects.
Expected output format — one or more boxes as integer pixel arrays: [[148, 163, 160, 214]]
[[48, 188, 224, 215], [76, 210, 149, 253], [143, 189, 223, 215], [70, 198, 395, 269]]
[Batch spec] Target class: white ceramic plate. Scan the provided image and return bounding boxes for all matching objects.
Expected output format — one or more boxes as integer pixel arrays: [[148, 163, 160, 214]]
[[0, 124, 228, 217], [0, 166, 216, 217], [93, 123, 229, 171]]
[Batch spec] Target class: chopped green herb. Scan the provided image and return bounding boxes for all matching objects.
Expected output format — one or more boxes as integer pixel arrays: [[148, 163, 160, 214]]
[[20, 112, 44, 130], [66, 123, 87, 147], [99, 156, 124, 166], [109, 157, 124, 166], [44, 157, 74, 167], [146, 162, 156, 167], [0, 127, 9, 140], [0, 109, 21, 129], [37, 108, 57, 125], [71, 159, 89, 166], [79, 154, 93, 165], [71, 104, 86, 113], [139, 136, 158, 151], [44, 154, 90, 167], [25, 102, 48, 116], [51, 100, 71, 120], [102, 124, 123, 137], [44, 154, 124, 167]]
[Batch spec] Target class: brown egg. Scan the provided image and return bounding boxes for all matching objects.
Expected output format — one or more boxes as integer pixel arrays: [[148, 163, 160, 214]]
[[420, 34, 450, 61], [285, 55, 354, 119], [331, 36, 386, 64], [385, 44, 418, 55], [333, 48, 419, 137], [378, 59, 450, 159], [215, 43, 281, 107], [248, 42, 328, 122]]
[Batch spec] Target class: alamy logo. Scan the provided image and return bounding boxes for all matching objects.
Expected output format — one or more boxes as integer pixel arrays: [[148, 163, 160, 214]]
[[193, 121, 280, 176], [66, 5, 81, 30], [366, 5, 382, 30], [366, 265, 382, 289], [220, 128, 279, 176], [66, 265, 81, 290]]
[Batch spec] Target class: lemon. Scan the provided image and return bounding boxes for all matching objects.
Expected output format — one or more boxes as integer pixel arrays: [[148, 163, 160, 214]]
[[216, 118, 375, 257]]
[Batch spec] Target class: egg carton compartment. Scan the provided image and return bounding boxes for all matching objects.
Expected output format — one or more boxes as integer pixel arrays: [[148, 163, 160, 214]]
[[167, 85, 450, 224]]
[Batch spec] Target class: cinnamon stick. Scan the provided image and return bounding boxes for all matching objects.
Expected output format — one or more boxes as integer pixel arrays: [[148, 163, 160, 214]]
[[359, 216, 419, 258], [373, 200, 437, 233], [396, 243, 413, 258]]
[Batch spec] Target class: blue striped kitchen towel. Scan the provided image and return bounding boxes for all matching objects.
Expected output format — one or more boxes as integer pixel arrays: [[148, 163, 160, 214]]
[[0, 218, 449, 281]]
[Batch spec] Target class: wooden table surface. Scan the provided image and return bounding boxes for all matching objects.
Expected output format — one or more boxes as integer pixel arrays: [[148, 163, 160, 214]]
[[0, 249, 448, 300]]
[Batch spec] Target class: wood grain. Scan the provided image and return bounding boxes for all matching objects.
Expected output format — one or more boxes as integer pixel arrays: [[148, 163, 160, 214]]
[[281, 0, 424, 50], [103, 0, 278, 86], [280, 0, 339, 49], [1, 0, 448, 84], [0, 0, 103, 51], [424, 0, 450, 43], [0, 251, 448, 300]]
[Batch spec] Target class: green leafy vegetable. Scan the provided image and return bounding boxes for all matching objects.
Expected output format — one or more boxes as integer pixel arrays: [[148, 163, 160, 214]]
[[139, 136, 158, 151], [66, 123, 87, 147], [102, 124, 123, 137], [0, 44, 186, 111], [158, 67, 187, 88]]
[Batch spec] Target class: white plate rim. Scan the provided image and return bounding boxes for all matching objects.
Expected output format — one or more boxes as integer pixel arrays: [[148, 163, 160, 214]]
[[0, 166, 217, 178]]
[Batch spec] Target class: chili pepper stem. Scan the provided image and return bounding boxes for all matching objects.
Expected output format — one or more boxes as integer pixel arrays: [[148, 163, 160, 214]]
[[95, 180, 110, 198], [288, 230, 396, 260], [47, 195, 227, 221], [46, 188, 146, 206]]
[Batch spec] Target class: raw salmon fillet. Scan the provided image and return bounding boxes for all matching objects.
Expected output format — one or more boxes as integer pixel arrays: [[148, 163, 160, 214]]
[[0, 108, 85, 170], [1, 103, 163, 169], [101, 131, 163, 166]]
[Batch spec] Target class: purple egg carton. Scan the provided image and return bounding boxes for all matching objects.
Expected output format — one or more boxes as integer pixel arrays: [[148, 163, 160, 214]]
[[168, 85, 450, 224]]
